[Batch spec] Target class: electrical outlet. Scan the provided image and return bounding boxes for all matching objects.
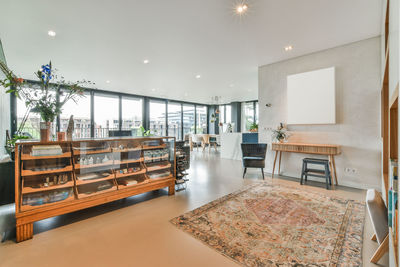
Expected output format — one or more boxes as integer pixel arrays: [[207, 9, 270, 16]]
[[344, 167, 357, 175]]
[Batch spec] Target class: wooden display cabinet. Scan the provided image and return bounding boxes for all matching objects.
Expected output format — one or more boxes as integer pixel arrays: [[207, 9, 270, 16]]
[[15, 137, 176, 242]]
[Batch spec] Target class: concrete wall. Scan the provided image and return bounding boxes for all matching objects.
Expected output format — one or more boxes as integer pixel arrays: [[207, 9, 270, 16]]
[[258, 37, 381, 190]]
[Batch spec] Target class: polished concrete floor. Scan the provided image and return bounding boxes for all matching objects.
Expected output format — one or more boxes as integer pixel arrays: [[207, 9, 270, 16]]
[[0, 151, 389, 266]]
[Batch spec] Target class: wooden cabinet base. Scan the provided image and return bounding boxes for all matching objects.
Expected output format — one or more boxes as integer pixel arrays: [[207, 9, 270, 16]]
[[16, 222, 33, 242], [15, 178, 175, 242]]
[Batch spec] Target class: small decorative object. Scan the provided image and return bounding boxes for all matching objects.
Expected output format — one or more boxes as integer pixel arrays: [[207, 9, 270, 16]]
[[66, 115, 74, 141], [57, 132, 66, 141], [249, 122, 258, 133], [123, 169, 128, 174], [44, 177, 50, 187], [210, 113, 216, 123], [83, 157, 88, 165], [128, 168, 133, 173], [119, 170, 124, 174], [103, 155, 109, 163], [88, 157, 94, 165], [139, 126, 152, 137], [271, 123, 289, 143], [226, 123, 233, 133]]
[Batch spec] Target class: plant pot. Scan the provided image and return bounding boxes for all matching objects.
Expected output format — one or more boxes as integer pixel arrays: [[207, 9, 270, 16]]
[[40, 122, 52, 142], [278, 138, 284, 143], [57, 132, 66, 141]]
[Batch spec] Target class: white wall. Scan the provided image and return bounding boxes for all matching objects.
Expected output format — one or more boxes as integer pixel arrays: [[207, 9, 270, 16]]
[[0, 40, 10, 161], [258, 37, 381, 190]]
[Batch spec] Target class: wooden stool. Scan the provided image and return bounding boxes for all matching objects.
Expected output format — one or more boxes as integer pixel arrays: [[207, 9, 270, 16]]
[[366, 189, 389, 263], [300, 158, 332, 189]]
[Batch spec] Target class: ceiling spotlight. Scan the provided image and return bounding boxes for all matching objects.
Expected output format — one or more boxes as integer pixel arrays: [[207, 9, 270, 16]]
[[47, 30, 56, 37], [143, 59, 149, 64], [236, 3, 248, 14], [106, 80, 110, 84], [195, 74, 201, 79], [284, 45, 293, 51]]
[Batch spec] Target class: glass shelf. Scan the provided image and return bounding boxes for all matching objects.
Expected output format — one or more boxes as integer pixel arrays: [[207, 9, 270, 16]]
[[17, 137, 175, 211]]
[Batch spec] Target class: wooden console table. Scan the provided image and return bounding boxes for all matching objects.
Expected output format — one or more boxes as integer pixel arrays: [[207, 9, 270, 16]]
[[271, 142, 341, 189]]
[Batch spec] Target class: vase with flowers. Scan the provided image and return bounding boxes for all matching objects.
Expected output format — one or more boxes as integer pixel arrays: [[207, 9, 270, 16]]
[[272, 123, 289, 143], [1, 61, 94, 142]]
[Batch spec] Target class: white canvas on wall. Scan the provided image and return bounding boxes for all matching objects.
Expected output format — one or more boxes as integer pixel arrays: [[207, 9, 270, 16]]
[[287, 67, 336, 124]]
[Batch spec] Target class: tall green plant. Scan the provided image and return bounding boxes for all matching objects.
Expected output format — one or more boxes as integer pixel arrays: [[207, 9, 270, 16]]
[[0, 61, 94, 123]]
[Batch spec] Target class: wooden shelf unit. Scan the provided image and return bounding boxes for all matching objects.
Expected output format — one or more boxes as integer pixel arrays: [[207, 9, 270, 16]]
[[15, 137, 176, 242], [381, 4, 399, 261]]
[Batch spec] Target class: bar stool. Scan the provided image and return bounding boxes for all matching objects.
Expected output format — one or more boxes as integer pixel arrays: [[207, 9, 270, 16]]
[[301, 158, 332, 189]]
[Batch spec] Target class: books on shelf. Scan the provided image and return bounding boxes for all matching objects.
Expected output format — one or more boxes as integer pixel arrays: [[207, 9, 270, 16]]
[[119, 179, 138, 186], [32, 145, 63, 157]]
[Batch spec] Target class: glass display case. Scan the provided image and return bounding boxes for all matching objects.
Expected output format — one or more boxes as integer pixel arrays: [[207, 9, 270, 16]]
[[15, 137, 175, 242]]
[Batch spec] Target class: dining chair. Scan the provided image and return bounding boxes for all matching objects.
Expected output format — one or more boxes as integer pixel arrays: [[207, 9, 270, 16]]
[[191, 135, 204, 151]]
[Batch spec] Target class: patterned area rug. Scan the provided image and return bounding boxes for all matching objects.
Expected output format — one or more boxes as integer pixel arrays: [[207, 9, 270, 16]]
[[171, 183, 365, 266]]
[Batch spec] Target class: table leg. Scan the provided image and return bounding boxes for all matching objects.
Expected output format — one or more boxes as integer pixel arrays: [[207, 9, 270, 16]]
[[331, 155, 338, 185], [278, 151, 282, 174], [328, 155, 335, 190], [272, 151, 278, 178]]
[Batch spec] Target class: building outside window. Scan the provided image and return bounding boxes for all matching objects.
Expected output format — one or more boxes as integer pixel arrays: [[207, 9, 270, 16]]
[[183, 104, 195, 136], [196, 105, 207, 134], [122, 97, 143, 136], [149, 100, 166, 136], [60, 92, 91, 139], [94, 94, 119, 138], [168, 102, 182, 140]]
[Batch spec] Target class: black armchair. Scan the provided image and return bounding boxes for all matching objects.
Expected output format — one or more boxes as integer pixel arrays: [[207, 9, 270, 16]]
[[241, 143, 268, 179]]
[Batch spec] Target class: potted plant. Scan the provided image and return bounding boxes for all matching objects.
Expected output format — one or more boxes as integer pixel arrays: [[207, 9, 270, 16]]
[[272, 123, 289, 143], [249, 122, 258, 132], [1, 61, 94, 142]]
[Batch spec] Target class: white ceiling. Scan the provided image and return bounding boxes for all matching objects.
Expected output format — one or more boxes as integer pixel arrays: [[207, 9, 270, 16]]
[[0, 0, 382, 104]]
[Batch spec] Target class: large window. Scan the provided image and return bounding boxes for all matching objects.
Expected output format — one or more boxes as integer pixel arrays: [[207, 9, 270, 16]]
[[149, 100, 166, 136], [225, 105, 232, 124], [17, 87, 57, 139], [218, 105, 225, 124], [17, 96, 41, 139], [60, 93, 91, 139], [196, 105, 207, 134], [242, 101, 258, 131], [122, 97, 143, 136], [94, 94, 119, 138], [183, 104, 195, 136], [168, 102, 182, 140], [13, 82, 209, 140], [255, 102, 259, 124]]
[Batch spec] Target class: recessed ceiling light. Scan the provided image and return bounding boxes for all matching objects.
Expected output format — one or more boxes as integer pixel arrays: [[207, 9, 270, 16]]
[[284, 45, 293, 51], [229, 84, 235, 88], [236, 3, 248, 14], [48, 30, 56, 37], [151, 88, 156, 92], [195, 74, 201, 79], [106, 80, 110, 84], [143, 59, 149, 64]]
